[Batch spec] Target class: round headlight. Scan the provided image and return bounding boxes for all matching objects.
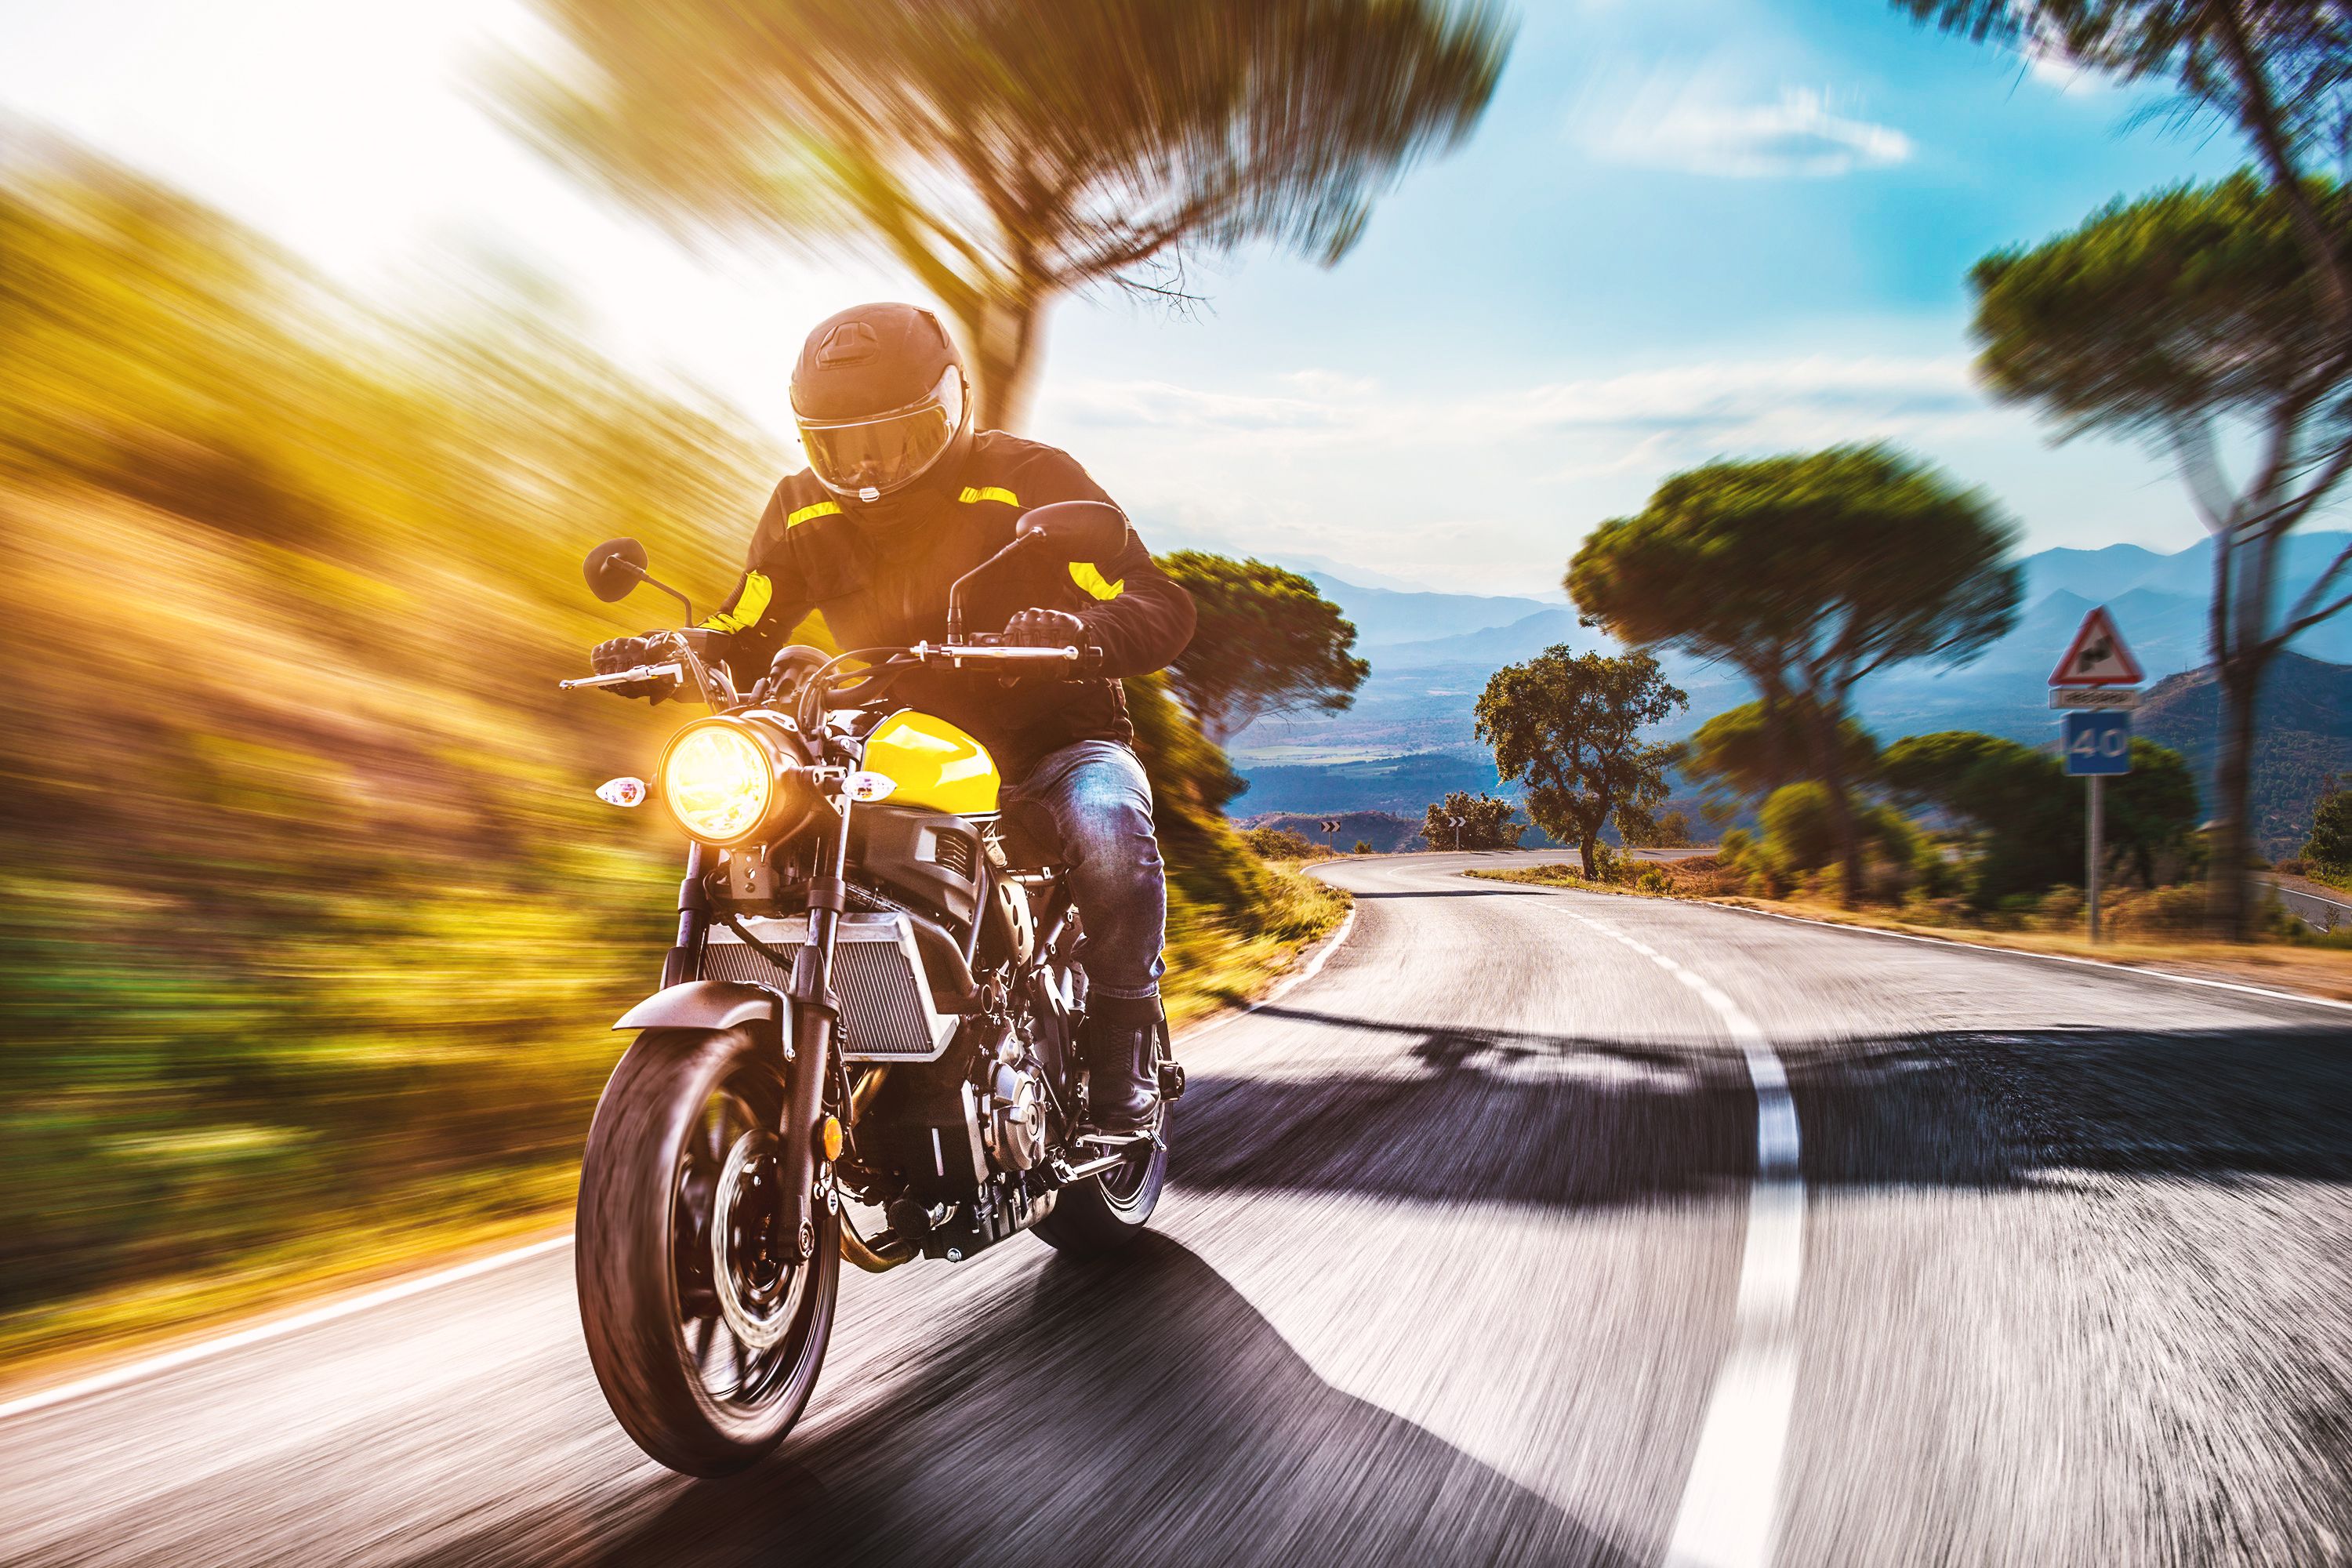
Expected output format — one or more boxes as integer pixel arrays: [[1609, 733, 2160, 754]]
[[659, 720, 775, 844]]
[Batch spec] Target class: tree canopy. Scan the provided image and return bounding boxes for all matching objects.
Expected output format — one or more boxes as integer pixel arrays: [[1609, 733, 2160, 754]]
[[1683, 698, 1879, 815], [1159, 551, 1370, 746], [1896, 1, 2352, 329], [1474, 648, 1686, 877], [1570, 445, 2020, 900], [1971, 172, 2352, 935], [499, 0, 1511, 426], [1882, 730, 2200, 902]]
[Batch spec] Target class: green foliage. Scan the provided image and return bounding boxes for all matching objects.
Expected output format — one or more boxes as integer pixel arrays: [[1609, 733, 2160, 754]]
[[1243, 826, 1321, 860], [1637, 808, 1693, 848], [1570, 445, 2020, 901], [2307, 784, 2352, 872], [1972, 172, 2352, 438], [1882, 730, 2201, 905], [1420, 790, 1523, 850], [1685, 698, 1879, 809], [1474, 646, 1686, 877], [500, 0, 1512, 426], [1352, 839, 1373, 854], [1760, 783, 1841, 874], [1159, 552, 1369, 745], [0, 147, 781, 1317], [1636, 867, 1670, 894]]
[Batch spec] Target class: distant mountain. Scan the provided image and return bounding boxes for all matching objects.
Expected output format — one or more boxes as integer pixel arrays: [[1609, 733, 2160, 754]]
[[1304, 574, 1554, 649], [2137, 652, 2352, 856], [1230, 535, 2352, 825], [1372, 608, 1601, 670]]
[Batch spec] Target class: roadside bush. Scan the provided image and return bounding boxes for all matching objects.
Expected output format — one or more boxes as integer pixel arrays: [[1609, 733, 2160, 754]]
[[1352, 839, 1372, 854], [2278, 858, 2308, 877], [1759, 782, 1839, 875], [2035, 887, 2085, 931], [2306, 788, 2352, 876], [1242, 826, 1319, 860], [1637, 868, 1669, 894], [1718, 827, 1755, 864], [2104, 884, 2211, 936]]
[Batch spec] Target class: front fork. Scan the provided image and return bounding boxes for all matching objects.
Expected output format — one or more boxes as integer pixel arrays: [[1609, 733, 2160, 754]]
[[666, 806, 844, 1265]]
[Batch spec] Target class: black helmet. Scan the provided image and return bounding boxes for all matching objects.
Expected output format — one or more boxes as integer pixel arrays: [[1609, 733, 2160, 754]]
[[789, 303, 971, 503]]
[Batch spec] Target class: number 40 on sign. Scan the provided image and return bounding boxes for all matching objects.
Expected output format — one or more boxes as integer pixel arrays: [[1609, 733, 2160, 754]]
[[2063, 710, 2132, 776]]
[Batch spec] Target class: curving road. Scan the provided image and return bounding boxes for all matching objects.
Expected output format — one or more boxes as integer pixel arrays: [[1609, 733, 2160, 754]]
[[9, 850, 2352, 1566]]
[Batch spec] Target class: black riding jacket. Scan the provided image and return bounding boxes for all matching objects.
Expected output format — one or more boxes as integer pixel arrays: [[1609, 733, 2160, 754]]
[[699, 432, 1196, 779]]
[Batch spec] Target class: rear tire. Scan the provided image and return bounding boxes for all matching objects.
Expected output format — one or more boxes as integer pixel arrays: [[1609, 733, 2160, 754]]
[[1034, 1105, 1170, 1256], [575, 1026, 838, 1476]]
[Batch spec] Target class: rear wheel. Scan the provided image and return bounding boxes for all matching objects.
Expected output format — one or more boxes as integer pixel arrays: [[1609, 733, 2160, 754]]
[[1034, 1105, 1170, 1256], [575, 1026, 838, 1476]]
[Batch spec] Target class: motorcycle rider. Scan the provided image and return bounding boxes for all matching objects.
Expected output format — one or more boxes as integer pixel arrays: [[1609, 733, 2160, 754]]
[[592, 302, 1195, 1134]]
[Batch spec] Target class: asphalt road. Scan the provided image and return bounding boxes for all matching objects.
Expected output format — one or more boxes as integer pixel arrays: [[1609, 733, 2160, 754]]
[[9, 850, 2352, 1566]]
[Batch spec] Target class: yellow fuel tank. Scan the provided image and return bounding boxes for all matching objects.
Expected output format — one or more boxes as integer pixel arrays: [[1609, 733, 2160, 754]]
[[862, 710, 1000, 816]]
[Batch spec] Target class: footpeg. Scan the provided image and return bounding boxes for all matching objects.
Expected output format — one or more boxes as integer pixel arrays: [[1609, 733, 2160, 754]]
[[1156, 1058, 1187, 1102]]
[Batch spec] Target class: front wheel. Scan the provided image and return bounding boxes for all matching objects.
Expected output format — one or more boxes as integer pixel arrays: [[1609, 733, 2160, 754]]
[[1034, 1105, 1171, 1256], [575, 1026, 838, 1476]]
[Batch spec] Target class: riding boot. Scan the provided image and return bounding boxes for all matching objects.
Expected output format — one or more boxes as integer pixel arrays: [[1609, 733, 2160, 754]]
[[1080, 994, 1162, 1134]]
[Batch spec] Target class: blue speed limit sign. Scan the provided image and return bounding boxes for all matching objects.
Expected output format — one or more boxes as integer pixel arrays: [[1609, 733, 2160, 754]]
[[2063, 710, 2132, 775]]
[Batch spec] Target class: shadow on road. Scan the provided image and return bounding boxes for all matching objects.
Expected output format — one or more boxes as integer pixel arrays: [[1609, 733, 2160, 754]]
[[1174, 1004, 1756, 1212], [1181, 1007, 2352, 1206], [432, 1234, 1638, 1568], [1788, 1025, 2352, 1189]]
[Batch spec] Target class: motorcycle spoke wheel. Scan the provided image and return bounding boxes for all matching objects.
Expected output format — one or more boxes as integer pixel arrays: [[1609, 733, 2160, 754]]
[[575, 1026, 839, 1476]]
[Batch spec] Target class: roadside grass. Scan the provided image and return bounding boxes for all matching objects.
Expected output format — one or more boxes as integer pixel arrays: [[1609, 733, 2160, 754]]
[[0, 861, 1348, 1389], [1162, 860, 1352, 1026], [1468, 858, 2352, 1004]]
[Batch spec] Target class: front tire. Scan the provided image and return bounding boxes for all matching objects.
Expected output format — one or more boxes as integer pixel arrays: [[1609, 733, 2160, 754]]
[[575, 1026, 838, 1476]]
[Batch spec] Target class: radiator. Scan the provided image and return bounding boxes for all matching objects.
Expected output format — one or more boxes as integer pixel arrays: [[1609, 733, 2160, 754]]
[[700, 913, 957, 1062]]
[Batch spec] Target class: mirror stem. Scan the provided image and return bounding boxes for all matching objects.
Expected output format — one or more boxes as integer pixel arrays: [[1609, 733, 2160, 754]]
[[619, 561, 693, 625]]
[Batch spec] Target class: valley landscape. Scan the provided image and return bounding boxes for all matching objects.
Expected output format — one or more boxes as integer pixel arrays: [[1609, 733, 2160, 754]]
[[1228, 533, 2352, 853]]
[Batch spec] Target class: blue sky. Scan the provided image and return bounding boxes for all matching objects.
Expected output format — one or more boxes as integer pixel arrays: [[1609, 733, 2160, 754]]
[[0, 0, 2249, 593]]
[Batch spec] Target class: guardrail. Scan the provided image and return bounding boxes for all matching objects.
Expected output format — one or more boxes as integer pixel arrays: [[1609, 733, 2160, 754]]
[[2267, 878, 2352, 935]]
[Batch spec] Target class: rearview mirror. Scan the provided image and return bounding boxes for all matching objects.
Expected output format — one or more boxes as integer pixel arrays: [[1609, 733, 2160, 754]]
[[585, 537, 649, 603], [1016, 501, 1127, 564]]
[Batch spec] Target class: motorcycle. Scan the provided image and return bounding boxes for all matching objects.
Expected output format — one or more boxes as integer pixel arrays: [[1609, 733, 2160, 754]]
[[562, 500, 1181, 1475]]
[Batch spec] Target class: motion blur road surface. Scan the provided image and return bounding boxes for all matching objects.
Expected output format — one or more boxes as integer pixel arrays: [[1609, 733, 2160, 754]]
[[9, 850, 2352, 1566]]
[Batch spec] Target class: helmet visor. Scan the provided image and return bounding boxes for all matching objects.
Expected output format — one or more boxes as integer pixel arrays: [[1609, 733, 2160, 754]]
[[797, 368, 964, 498]]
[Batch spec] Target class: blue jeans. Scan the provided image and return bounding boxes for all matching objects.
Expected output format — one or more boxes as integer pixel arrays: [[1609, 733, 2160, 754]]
[[1000, 741, 1167, 1006]]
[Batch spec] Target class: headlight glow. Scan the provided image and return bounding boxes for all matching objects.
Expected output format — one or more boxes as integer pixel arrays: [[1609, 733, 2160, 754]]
[[659, 722, 775, 844]]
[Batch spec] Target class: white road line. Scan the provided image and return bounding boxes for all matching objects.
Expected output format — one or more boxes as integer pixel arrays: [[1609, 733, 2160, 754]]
[[1181, 902, 1359, 1044], [0, 906, 1364, 1425], [0, 1235, 573, 1423], [1560, 907, 1802, 1568]]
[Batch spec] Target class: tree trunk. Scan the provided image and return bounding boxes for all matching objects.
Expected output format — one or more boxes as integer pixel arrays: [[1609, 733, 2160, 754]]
[[1805, 698, 1864, 907], [2207, 652, 2265, 940], [1579, 831, 1600, 880], [967, 290, 1048, 433]]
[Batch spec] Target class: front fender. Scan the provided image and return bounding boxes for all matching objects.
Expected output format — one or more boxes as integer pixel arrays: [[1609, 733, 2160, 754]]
[[612, 979, 782, 1033]]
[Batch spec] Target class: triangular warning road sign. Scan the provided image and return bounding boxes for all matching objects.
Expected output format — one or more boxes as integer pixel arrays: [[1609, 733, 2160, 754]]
[[2049, 605, 2144, 686]]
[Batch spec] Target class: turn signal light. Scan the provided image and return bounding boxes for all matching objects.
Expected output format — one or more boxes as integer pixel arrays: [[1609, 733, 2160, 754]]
[[820, 1114, 844, 1162]]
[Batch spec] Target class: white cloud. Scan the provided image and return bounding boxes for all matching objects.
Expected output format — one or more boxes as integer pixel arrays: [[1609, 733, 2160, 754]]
[[1039, 353, 2002, 593], [1603, 87, 1914, 178], [1054, 354, 1983, 456]]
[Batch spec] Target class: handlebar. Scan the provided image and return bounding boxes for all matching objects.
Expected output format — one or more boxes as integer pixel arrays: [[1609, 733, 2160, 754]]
[[559, 661, 685, 691]]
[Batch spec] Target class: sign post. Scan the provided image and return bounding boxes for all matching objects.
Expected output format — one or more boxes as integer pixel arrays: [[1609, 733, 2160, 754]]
[[1320, 817, 1342, 853], [2050, 608, 2143, 943]]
